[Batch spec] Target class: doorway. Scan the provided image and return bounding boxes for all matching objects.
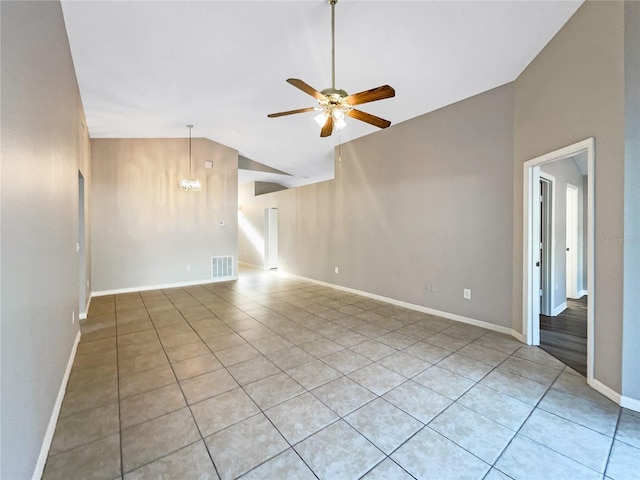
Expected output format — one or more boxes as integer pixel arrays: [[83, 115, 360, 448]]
[[523, 138, 594, 381]]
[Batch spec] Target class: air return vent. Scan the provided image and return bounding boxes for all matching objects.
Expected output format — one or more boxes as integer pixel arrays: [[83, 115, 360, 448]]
[[211, 256, 234, 279]]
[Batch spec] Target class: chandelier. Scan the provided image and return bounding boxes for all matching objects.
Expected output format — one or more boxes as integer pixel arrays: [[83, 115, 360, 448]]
[[179, 125, 201, 192]]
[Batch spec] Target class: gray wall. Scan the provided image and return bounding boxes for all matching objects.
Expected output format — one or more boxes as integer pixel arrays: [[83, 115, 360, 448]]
[[622, 0, 640, 401], [540, 156, 587, 311], [240, 83, 515, 329], [91, 138, 238, 292], [1, 1, 90, 477], [513, 1, 626, 391]]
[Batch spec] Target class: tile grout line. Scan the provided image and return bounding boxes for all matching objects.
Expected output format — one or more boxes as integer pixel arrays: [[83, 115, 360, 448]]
[[112, 295, 125, 480], [142, 288, 225, 480], [603, 406, 623, 477]]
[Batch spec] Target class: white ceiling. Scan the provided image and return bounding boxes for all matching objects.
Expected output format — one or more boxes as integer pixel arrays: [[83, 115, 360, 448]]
[[60, 0, 582, 188]]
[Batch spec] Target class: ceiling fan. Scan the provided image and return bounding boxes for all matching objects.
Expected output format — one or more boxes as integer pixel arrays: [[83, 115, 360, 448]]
[[268, 0, 395, 138]]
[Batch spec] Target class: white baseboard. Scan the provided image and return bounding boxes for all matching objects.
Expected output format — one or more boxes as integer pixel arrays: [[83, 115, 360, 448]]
[[92, 277, 237, 297], [621, 394, 640, 412], [281, 271, 522, 342], [589, 378, 640, 413], [577, 289, 588, 298], [510, 330, 526, 343], [552, 302, 567, 317], [79, 295, 92, 320], [238, 261, 268, 269], [32, 330, 81, 480]]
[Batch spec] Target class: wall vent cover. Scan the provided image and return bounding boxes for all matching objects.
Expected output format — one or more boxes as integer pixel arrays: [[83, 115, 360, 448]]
[[211, 256, 234, 279]]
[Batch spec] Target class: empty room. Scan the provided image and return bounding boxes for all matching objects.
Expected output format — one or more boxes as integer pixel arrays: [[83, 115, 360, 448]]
[[1, 1, 639, 479]]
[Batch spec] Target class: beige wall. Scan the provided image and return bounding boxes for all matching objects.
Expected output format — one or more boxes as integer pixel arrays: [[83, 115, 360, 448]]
[[513, 1, 626, 392], [91, 138, 238, 292], [0, 1, 90, 477], [240, 83, 515, 329]]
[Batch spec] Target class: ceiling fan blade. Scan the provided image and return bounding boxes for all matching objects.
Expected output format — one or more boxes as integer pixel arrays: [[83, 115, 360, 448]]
[[287, 78, 325, 101], [345, 85, 395, 106], [347, 109, 391, 129], [267, 107, 316, 118], [320, 116, 334, 137]]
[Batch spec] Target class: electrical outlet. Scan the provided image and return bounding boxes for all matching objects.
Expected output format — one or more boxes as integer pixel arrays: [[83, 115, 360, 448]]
[[86, 280, 90, 287], [463, 288, 471, 300], [72, 310, 75, 324], [334, 266, 339, 274], [186, 264, 191, 271], [425, 282, 432, 292]]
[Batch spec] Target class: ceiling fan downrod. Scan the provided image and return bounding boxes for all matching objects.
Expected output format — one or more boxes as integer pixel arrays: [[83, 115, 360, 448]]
[[322, 0, 346, 98], [330, 0, 337, 90]]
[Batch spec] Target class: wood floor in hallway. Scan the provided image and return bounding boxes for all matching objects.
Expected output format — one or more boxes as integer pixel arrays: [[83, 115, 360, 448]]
[[540, 296, 587, 376]]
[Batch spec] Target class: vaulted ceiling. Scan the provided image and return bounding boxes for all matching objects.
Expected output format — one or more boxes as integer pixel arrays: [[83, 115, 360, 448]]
[[60, 0, 583, 187]]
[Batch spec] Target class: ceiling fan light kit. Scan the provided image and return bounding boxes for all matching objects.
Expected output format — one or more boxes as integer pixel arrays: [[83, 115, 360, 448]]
[[268, 0, 395, 137], [180, 124, 202, 192]]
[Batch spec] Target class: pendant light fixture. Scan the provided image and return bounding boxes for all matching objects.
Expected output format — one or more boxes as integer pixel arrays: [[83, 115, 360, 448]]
[[179, 124, 201, 192]]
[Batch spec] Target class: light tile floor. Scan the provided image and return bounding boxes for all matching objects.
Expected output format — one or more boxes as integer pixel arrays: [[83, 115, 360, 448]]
[[44, 268, 640, 479]]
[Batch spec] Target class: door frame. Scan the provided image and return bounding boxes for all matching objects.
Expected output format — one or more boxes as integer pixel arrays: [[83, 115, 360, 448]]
[[522, 138, 594, 381]]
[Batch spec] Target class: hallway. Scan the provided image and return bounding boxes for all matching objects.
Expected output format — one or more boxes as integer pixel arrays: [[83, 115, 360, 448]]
[[540, 296, 588, 376]]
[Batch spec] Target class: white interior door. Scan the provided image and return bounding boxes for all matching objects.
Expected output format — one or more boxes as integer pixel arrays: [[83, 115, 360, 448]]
[[264, 208, 278, 269], [566, 184, 579, 299], [539, 176, 554, 316], [78, 171, 86, 316]]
